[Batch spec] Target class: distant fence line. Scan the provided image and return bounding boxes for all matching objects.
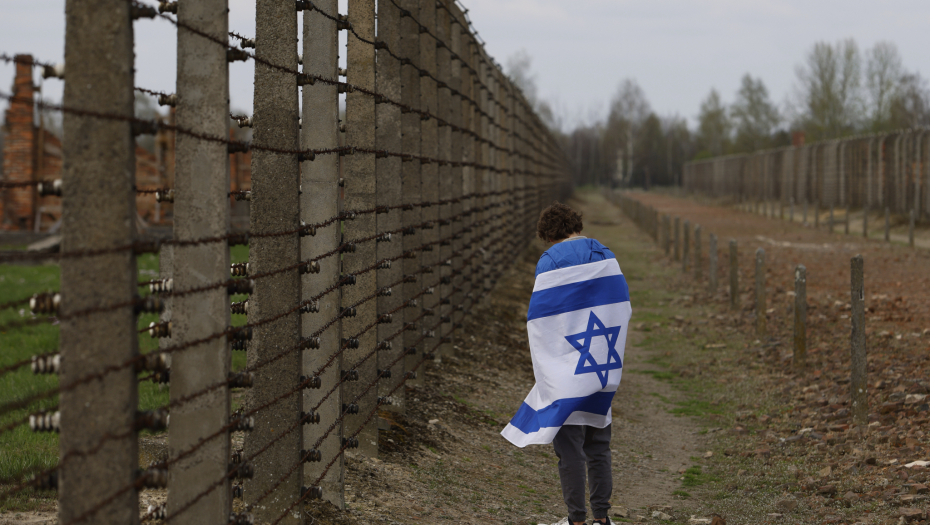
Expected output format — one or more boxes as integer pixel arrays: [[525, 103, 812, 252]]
[[682, 130, 930, 218], [0, 0, 570, 524]]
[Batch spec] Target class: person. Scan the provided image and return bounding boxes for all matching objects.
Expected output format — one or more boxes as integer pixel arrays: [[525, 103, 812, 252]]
[[501, 202, 632, 525]]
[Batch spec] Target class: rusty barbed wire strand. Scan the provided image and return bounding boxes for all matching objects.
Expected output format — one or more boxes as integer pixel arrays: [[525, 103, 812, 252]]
[[9, 227, 490, 504], [55, 218, 500, 523], [121, 4, 563, 171]]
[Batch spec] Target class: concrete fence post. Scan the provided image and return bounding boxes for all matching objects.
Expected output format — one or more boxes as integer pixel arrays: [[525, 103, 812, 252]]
[[682, 220, 690, 273], [729, 240, 738, 311], [448, 1, 465, 357], [709, 233, 718, 294], [301, 0, 343, 506], [885, 207, 890, 242], [244, 0, 303, 521], [673, 217, 680, 261], [59, 0, 138, 522], [343, 0, 379, 458], [167, 0, 232, 520], [693, 225, 702, 280], [909, 209, 915, 247], [755, 248, 766, 336], [419, 0, 441, 359], [376, 0, 406, 412], [399, 0, 423, 388], [793, 265, 807, 368], [435, 1, 454, 360], [850, 255, 868, 426]]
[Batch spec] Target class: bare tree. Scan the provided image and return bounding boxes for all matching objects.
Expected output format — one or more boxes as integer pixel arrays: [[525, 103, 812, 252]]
[[603, 79, 651, 185], [730, 74, 780, 153], [696, 89, 730, 157], [505, 49, 538, 106], [889, 72, 930, 129], [792, 39, 863, 140], [865, 41, 903, 131]]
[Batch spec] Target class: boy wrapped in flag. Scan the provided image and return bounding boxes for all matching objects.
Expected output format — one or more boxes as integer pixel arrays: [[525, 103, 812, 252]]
[[502, 203, 632, 525]]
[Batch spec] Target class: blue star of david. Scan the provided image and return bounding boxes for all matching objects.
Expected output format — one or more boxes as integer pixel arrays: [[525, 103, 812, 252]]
[[564, 312, 623, 388]]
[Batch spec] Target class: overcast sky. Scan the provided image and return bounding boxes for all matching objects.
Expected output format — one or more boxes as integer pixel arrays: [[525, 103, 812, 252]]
[[2, 0, 929, 130]]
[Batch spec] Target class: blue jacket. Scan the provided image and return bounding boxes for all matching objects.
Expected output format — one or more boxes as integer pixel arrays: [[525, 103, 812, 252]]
[[535, 238, 616, 277]]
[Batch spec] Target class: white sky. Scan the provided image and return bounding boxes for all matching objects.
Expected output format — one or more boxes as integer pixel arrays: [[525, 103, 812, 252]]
[[2, 0, 930, 130]]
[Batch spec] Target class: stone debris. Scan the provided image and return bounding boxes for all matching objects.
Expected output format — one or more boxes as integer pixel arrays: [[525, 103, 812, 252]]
[[688, 517, 712, 525], [703, 451, 713, 458], [651, 510, 672, 521], [610, 506, 629, 518]]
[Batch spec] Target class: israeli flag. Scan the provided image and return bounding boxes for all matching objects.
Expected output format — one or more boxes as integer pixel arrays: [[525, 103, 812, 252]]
[[501, 258, 632, 448]]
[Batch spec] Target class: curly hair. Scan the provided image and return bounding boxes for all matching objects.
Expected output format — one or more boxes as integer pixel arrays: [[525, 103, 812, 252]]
[[537, 202, 583, 242]]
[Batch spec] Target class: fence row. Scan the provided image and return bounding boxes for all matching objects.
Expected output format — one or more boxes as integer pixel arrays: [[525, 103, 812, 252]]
[[683, 130, 930, 219], [0, 0, 569, 524], [609, 192, 872, 426]]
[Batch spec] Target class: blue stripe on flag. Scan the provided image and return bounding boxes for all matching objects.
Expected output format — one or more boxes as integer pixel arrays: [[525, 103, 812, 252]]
[[527, 274, 630, 321], [508, 392, 616, 434]]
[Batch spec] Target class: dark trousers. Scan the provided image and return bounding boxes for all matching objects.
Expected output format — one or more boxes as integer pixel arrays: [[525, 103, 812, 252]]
[[552, 424, 612, 522]]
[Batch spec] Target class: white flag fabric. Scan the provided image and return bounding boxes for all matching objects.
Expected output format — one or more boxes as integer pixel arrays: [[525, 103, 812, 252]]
[[501, 258, 632, 448]]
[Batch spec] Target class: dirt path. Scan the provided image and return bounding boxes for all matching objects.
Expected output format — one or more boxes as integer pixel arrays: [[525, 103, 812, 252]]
[[309, 191, 718, 525]]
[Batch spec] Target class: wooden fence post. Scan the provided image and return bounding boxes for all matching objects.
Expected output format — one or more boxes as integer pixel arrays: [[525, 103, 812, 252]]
[[729, 240, 738, 311], [682, 220, 690, 273], [755, 248, 766, 336], [850, 255, 868, 426], [884, 207, 890, 242], [793, 265, 807, 368], [709, 233, 718, 294], [693, 225, 702, 280]]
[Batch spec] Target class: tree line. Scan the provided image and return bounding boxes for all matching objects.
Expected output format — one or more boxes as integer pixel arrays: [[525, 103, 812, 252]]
[[507, 39, 930, 189]]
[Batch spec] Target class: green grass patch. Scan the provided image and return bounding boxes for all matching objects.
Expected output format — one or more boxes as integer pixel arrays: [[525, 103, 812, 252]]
[[1, 247, 250, 510], [682, 465, 718, 487], [672, 490, 691, 498]]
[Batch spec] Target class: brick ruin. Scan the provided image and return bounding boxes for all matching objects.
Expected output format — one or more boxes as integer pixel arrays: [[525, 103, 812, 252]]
[[0, 54, 252, 233]]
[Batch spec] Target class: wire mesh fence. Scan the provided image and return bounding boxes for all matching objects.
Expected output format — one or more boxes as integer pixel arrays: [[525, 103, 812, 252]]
[[682, 131, 930, 220], [0, 0, 570, 523]]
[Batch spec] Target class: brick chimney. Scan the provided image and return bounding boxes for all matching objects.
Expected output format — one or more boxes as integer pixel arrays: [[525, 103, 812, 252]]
[[1, 54, 36, 230]]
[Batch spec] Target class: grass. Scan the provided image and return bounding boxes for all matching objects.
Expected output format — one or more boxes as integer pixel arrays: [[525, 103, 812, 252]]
[[0, 245, 251, 510], [681, 465, 718, 488]]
